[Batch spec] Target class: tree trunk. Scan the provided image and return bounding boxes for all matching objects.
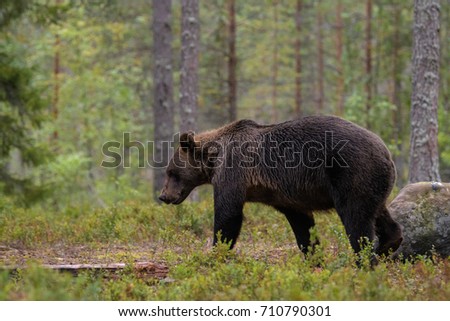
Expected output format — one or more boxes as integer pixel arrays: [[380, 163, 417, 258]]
[[180, 0, 200, 201], [271, 0, 279, 122], [52, 0, 62, 142], [152, 0, 174, 201], [392, 2, 402, 126], [408, 0, 441, 183], [391, 1, 405, 186], [316, 3, 324, 114], [180, 0, 199, 133], [227, 0, 237, 122], [365, 0, 373, 128], [335, 0, 344, 117], [294, 0, 302, 117], [443, 2, 450, 114]]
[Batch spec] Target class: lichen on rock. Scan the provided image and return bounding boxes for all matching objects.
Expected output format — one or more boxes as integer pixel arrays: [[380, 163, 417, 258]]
[[389, 182, 450, 258]]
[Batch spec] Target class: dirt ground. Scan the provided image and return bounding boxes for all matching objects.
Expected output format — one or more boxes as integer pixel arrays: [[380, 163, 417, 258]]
[[0, 241, 300, 268], [0, 244, 166, 265], [0, 243, 175, 279]]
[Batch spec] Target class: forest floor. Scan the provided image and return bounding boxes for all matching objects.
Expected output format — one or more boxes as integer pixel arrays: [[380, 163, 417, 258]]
[[0, 199, 449, 300], [0, 244, 164, 266]]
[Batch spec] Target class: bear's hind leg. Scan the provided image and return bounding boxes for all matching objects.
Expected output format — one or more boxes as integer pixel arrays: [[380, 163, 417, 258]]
[[375, 206, 403, 256], [276, 207, 317, 254], [335, 201, 377, 255]]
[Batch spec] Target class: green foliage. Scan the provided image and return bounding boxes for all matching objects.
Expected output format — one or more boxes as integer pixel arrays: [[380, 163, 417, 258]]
[[344, 93, 398, 149], [0, 42, 46, 155], [0, 264, 102, 300], [438, 106, 450, 179], [1, 201, 450, 300], [0, 0, 449, 206], [0, 6, 50, 203], [0, 0, 29, 28], [0, 0, 449, 301], [0, 1, 154, 206], [0, 198, 212, 246]]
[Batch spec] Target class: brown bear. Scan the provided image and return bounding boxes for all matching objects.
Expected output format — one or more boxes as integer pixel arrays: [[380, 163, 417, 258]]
[[159, 115, 403, 257]]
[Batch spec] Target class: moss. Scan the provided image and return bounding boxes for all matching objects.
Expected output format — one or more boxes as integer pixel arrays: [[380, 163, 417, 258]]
[[390, 183, 450, 257]]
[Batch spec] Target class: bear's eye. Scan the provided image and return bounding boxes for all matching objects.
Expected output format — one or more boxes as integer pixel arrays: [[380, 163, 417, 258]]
[[168, 171, 180, 182]]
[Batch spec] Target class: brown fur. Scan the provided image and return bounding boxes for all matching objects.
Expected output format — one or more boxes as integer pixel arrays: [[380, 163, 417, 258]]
[[159, 115, 403, 257]]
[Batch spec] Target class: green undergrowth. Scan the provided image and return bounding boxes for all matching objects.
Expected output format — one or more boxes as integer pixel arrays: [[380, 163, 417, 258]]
[[0, 198, 449, 300], [0, 197, 214, 246]]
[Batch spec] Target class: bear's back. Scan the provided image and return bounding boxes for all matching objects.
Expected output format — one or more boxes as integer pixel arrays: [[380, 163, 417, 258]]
[[239, 115, 395, 209]]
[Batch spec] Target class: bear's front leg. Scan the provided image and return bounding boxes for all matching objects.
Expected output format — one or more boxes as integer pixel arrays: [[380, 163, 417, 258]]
[[212, 187, 244, 249]]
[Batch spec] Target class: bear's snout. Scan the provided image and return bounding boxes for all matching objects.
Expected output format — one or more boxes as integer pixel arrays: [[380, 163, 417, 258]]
[[159, 193, 170, 204]]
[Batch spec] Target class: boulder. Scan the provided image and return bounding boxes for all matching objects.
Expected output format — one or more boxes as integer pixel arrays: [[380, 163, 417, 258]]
[[389, 182, 450, 258]]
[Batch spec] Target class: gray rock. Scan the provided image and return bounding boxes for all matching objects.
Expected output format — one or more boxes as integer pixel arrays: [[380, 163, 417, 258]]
[[389, 182, 450, 258]]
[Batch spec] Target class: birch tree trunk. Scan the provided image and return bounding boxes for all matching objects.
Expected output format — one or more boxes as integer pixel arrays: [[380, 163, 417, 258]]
[[152, 0, 174, 200], [408, 0, 441, 183]]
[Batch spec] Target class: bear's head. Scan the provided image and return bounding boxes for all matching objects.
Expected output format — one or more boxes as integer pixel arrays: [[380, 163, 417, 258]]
[[159, 131, 213, 204]]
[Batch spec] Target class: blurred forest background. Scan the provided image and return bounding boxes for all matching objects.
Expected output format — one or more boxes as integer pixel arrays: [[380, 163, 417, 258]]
[[1, 0, 449, 208]]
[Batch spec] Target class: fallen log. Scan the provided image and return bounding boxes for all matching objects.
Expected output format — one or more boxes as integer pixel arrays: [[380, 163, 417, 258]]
[[1, 262, 169, 279]]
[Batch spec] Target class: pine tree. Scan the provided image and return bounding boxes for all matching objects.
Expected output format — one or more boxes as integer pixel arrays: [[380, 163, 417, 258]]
[[152, 0, 174, 200], [408, 0, 441, 183], [0, 0, 48, 201], [180, 0, 199, 133], [227, 0, 237, 122]]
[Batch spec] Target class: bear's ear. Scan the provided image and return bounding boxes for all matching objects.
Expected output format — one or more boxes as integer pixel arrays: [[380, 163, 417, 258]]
[[179, 131, 197, 152], [206, 144, 220, 157]]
